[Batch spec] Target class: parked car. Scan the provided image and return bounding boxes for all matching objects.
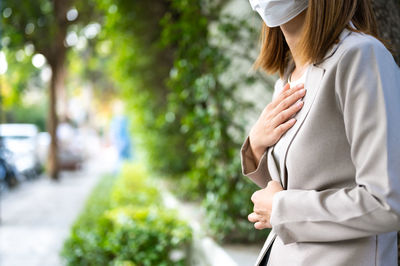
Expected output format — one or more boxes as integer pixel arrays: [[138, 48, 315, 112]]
[[38, 126, 85, 171], [0, 123, 42, 179], [0, 147, 20, 189], [57, 122, 85, 170]]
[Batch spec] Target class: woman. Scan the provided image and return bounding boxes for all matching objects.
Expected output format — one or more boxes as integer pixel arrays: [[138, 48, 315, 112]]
[[240, 0, 400, 265]]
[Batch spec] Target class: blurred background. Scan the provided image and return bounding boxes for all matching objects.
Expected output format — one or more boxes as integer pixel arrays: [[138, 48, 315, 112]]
[[0, 0, 399, 265]]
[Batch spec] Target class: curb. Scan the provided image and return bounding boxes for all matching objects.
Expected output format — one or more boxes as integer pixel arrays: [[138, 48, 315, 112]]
[[160, 187, 238, 266]]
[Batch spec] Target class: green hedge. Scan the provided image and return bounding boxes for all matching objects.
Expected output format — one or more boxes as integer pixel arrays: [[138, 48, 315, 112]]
[[89, 0, 270, 244], [61, 163, 192, 266]]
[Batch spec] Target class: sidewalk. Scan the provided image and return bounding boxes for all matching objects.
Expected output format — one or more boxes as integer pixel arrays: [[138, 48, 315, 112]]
[[0, 150, 262, 266], [0, 152, 113, 266]]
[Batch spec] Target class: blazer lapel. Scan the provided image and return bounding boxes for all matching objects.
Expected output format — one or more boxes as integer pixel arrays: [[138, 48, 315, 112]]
[[275, 28, 352, 188], [278, 65, 325, 188], [255, 230, 277, 266], [267, 146, 280, 182]]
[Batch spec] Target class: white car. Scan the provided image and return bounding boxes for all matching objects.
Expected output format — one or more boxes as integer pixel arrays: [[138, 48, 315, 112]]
[[0, 123, 42, 179]]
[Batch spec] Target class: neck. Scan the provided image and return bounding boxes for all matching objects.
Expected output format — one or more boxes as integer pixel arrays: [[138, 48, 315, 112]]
[[280, 10, 307, 69]]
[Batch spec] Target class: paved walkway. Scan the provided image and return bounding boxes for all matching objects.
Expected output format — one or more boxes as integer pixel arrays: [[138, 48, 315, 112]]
[[223, 243, 262, 266], [0, 151, 114, 266], [0, 148, 261, 266]]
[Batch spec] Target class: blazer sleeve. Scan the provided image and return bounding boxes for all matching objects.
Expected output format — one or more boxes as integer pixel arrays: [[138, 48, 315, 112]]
[[270, 38, 400, 244], [240, 79, 284, 188]]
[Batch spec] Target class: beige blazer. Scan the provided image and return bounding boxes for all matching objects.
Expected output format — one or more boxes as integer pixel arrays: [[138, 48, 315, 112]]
[[240, 28, 400, 266]]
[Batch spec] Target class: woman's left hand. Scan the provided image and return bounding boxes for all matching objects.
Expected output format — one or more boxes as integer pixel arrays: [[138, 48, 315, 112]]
[[248, 181, 284, 229]]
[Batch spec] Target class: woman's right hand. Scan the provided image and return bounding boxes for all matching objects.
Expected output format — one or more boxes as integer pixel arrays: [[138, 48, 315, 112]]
[[249, 83, 306, 163]]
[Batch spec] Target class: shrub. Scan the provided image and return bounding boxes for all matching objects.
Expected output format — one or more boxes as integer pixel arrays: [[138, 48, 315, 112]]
[[110, 164, 161, 208], [61, 163, 192, 266], [93, 0, 271, 243], [160, 0, 269, 243]]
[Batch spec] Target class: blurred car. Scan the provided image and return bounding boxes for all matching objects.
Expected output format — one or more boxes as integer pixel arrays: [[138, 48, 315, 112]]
[[0, 147, 20, 189], [38, 124, 85, 171], [0, 123, 42, 179], [57, 122, 85, 170], [37, 132, 50, 167]]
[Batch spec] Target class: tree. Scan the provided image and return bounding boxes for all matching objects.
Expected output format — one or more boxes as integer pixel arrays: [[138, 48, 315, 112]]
[[95, 0, 192, 175], [1, 0, 73, 179], [1, 0, 99, 179], [95, 0, 267, 242], [372, 0, 400, 65], [371, 1, 400, 263]]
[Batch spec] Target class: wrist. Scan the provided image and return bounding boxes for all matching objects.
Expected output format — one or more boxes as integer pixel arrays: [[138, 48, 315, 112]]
[[270, 190, 285, 227], [248, 137, 266, 160]]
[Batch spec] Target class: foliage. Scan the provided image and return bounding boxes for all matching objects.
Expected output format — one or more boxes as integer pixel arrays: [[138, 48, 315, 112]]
[[159, 0, 269, 242], [93, 0, 271, 243], [0, 0, 103, 104], [61, 163, 192, 266], [94, 0, 192, 176], [0, 48, 41, 105], [1, 0, 56, 53], [110, 164, 161, 207], [5, 102, 48, 131], [1, 0, 102, 179], [3, 0, 271, 243]]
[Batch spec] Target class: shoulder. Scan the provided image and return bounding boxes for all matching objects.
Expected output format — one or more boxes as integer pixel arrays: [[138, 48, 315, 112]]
[[333, 31, 400, 105], [335, 31, 394, 64], [327, 30, 399, 84]]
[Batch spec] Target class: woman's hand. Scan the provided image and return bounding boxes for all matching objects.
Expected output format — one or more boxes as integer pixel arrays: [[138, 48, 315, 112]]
[[248, 180, 284, 229], [249, 83, 306, 163]]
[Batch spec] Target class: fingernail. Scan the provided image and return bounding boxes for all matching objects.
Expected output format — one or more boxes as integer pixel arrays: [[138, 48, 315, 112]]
[[296, 84, 304, 89], [298, 89, 306, 95], [297, 100, 304, 107]]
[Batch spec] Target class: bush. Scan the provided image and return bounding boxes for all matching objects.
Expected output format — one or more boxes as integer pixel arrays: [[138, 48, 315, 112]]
[[159, 0, 268, 243], [93, 0, 270, 244], [110, 164, 161, 208], [61, 163, 192, 266], [5, 102, 48, 131]]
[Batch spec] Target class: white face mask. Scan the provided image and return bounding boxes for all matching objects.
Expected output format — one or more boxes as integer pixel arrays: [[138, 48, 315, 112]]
[[249, 0, 308, 27]]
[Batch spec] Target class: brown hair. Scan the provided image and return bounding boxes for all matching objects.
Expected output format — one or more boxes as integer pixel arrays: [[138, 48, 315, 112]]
[[254, 0, 384, 77]]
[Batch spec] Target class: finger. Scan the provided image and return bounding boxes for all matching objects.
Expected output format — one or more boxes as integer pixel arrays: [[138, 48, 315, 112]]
[[250, 190, 259, 203], [254, 221, 271, 230], [267, 180, 282, 188], [253, 206, 263, 214], [262, 84, 303, 115], [273, 87, 306, 117], [267, 180, 284, 190], [271, 83, 304, 109], [265, 221, 272, 229], [281, 82, 291, 92], [273, 118, 296, 138], [248, 212, 260, 223], [271, 100, 303, 128]]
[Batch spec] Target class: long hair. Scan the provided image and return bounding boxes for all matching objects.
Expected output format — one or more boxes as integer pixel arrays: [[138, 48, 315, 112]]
[[253, 0, 386, 77]]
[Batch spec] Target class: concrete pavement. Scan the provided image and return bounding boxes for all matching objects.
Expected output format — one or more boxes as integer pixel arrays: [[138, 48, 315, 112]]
[[0, 150, 114, 266]]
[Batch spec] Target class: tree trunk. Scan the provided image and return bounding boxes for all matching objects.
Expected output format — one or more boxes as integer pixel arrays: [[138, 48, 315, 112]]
[[46, 0, 71, 180], [57, 65, 68, 121], [47, 64, 59, 180], [371, 2, 400, 264], [372, 0, 400, 65]]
